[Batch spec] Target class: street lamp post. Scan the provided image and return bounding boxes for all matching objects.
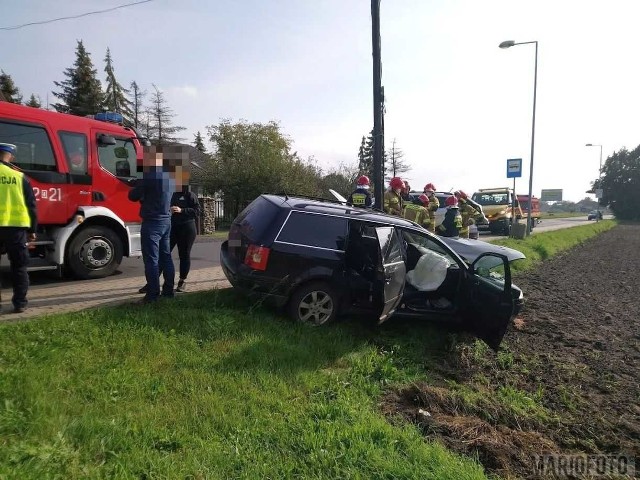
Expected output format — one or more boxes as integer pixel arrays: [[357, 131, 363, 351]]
[[499, 39, 538, 236], [585, 143, 603, 221]]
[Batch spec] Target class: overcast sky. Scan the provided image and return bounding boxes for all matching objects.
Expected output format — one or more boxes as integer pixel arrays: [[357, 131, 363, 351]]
[[3, 0, 639, 201]]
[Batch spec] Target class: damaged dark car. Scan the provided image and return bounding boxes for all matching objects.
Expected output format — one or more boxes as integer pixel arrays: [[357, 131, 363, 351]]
[[220, 194, 525, 350]]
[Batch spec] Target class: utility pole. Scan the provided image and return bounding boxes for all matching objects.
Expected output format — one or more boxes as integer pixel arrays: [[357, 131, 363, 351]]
[[371, 0, 384, 210]]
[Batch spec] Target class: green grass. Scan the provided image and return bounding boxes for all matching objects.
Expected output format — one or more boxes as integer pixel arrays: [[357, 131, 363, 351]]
[[0, 291, 487, 479], [490, 219, 616, 273], [538, 212, 587, 219], [0, 222, 618, 478]]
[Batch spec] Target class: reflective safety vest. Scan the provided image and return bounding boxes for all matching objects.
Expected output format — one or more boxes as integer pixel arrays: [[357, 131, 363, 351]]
[[383, 190, 403, 216], [0, 163, 31, 228], [403, 203, 430, 228]]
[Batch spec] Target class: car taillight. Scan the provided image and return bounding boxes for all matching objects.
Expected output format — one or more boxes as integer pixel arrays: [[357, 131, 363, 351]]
[[244, 245, 270, 271]]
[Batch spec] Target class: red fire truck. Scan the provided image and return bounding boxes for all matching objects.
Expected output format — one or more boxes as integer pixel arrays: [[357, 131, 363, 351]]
[[0, 103, 147, 278]]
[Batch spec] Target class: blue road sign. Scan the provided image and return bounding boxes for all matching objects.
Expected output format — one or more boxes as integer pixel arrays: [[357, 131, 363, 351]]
[[507, 158, 522, 178]]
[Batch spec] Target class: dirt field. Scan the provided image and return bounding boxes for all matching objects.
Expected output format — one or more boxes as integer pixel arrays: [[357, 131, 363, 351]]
[[383, 224, 640, 478]]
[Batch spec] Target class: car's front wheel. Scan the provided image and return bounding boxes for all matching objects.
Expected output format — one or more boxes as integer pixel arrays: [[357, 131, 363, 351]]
[[288, 281, 339, 326]]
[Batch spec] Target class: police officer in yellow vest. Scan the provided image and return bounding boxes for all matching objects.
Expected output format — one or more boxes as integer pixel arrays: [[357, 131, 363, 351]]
[[0, 143, 37, 313]]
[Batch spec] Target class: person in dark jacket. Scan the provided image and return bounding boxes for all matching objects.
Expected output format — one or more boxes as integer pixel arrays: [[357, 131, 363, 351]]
[[169, 187, 200, 292], [0, 143, 38, 313], [139, 186, 200, 294], [437, 195, 463, 237], [128, 147, 176, 303], [347, 175, 373, 208]]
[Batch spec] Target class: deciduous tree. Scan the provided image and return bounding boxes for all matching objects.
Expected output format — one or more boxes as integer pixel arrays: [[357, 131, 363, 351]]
[[594, 145, 640, 220]]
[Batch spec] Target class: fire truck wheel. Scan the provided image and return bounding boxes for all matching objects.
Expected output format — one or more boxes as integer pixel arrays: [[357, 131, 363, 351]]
[[67, 227, 123, 279]]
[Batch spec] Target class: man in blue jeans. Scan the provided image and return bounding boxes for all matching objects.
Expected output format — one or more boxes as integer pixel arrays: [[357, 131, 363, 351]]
[[128, 146, 176, 303]]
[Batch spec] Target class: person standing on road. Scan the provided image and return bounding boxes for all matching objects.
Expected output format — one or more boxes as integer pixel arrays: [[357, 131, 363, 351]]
[[437, 195, 463, 237], [455, 190, 481, 239], [0, 143, 38, 313], [384, 177, 404, 216], [129, 146, 176, 303], [347, 175, 373, 208], [423, 183, 439, 233], [138, 185, 200, 294]]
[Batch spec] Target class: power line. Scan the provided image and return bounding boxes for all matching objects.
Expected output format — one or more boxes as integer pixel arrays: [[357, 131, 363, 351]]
[[0, 0, 154, 31]]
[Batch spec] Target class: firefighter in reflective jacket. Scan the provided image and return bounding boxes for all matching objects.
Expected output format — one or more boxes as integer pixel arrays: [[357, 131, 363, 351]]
[[384, 177, 404, 216], [0, 143, 38, 313], [347, 175, 372, 208], [455, 190, 481, 239], [437, 195, 463, 237], [403, 194, 431, 229], [423, 182, 439, 233]]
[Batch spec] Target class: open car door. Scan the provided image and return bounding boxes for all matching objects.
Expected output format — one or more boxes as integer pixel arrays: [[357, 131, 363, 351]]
[[375, 227, 406, 324], [464, 253, 515, 350]]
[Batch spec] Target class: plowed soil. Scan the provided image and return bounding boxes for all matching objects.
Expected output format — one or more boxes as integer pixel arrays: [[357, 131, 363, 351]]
[[382, 224, 640, 479]]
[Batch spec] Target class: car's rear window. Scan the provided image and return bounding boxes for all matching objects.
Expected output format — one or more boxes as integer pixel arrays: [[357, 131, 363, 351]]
[[233, 196, 281, 242], [276, 212, 347, 251]]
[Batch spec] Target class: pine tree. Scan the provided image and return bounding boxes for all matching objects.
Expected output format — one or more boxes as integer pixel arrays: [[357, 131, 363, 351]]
[[194, 131, 206, 153], [385, 138, 411, 180], [52, 40, 104, 116], [357, 131, 375, 179], [25, 94, 42, 108], [129, 81, 146, 129], [0, 70, 23, 104], [103, 48, 133, 118], [147, 84, 186, 145]]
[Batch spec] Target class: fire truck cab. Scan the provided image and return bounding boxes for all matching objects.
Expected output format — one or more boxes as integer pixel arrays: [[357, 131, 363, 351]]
[[0, 103, 146, 279]]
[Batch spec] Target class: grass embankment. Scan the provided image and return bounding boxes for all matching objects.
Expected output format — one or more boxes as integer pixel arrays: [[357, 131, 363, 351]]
[[0, 222, 616, 479], [0, 293, 486, 479], [538, 212, 587, 219], [491, 219, 616, 273]]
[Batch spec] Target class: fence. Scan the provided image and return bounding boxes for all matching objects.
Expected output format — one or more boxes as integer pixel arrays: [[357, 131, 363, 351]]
[[197, 197, 249, 234]]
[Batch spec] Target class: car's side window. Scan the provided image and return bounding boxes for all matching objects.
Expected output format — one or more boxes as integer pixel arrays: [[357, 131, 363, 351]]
[[0, 120, 57, 172], [276, 211, 348, 251]]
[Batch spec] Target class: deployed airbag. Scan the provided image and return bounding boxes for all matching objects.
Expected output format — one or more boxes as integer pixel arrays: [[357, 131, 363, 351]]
[[406, 250, 451, 291]]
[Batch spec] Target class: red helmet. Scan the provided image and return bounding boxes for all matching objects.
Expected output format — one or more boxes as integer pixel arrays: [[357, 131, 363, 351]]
[[445, 195, 458, 207], [424, 183, 436, 193], [390, 177, 404, 190], [454, 190, 468, 200], [357, 175, 370, 186], [418, 194, 430, 206]]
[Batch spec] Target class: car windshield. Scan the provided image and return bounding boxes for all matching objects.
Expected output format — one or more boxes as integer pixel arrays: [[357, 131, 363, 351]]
[[472, 193, 509, 205]]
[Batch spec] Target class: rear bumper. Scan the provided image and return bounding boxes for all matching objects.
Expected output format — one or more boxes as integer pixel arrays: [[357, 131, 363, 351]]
[[219, 241, 289, 307]]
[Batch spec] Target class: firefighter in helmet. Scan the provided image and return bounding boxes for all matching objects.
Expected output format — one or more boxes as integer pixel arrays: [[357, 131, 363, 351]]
[[403, 194, 431, 230], [437, 195, 463, 237], [347, 175, 373, 208], [423, 183, 439, 233], [384, 177, 404, 216], [454, 190, 481, 239]]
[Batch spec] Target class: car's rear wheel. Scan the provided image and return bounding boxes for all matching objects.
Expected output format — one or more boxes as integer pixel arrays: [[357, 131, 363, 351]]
[[288, 281, 339, 326]]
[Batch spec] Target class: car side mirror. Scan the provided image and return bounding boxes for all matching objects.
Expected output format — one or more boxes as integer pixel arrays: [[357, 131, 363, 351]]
[[97, 134, 117, 146]]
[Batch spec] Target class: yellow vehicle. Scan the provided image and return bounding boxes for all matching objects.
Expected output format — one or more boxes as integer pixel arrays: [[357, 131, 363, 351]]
[[471, 188, 523, 236]]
